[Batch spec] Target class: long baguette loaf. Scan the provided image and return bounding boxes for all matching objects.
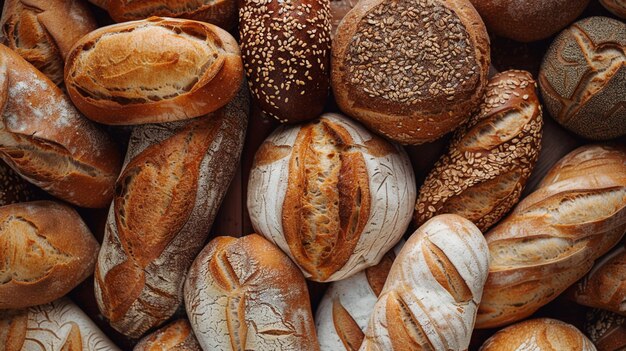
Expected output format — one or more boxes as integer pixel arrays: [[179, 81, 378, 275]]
[[94, 87, 249, 338]]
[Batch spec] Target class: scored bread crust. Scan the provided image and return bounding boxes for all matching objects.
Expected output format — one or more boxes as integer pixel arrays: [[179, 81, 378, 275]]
[[134, 319, 202, 351], [64, 17, 244, 125]]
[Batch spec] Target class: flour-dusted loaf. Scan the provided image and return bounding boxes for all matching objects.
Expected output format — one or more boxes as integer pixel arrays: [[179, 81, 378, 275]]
[[415, 70, 543, 231], [247, 113, 415, 282], [332, 0, 490, 144], [359, 214, 490, 351], [479, 319, 596, 351], [0, 0, 97, 86], [134, 319, 201, 351], [94, 88, 248, 338], [0, 201, 99, 309], [65, 17, 244, 125], [0, 44, 122, 208], [184, 234, 320, 351], [315, 241, 404, 351], [477, 145, 626, 329], [585, 309, 626, 351]]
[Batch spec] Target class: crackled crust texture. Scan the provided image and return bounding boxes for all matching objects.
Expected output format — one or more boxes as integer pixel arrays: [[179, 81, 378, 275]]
[[415, 70, 543, 232], [135, 319, 201, 351], [247, 113, 416, 282], [184, 234, 320, 351], [477, 145, 626, 329]]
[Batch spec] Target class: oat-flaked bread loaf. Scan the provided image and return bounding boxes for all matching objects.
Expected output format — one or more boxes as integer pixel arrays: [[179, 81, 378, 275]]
[[332, 0, 490, 144], [94, 88, 248, 338], [184, 234, 320, 351], [477, 145, 626, 329], [0, 201, 99, 309], [247, 113, 415, 282], [415, 70, 543, 231], [134, 319, 201, 351], [65, 17, 244, 125], [585, 309, 626, 351]]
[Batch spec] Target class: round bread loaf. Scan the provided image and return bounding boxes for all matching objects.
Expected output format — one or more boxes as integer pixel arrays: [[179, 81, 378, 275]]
[[65, 17, 243, 125], [239, 0, 331, 123], [0, 161, 38, 206], [332, 0, 490, 145], [469, 0, 590, 42], [600, 0, 626, 18], [329, 0, 359, 38], [539, 16, 626, 140], [585, 309, 626, 351], [247, 113, 416, 282], [134, 319, 201, 351]]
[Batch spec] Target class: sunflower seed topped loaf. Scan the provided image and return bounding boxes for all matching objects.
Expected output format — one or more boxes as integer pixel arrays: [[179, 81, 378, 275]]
[[0, 45, 122, 209], [247, 113, 415, 282], [477, 145, 626, 329], [585, 309, 626, 351], [134, 319, 201, 351], [332, 0, 490, 144], [359, 214, 490, 351], [94, 87, 248, 338], [415, 70, 543, 232], [239, 0, 331, 123], [184, 234, 320, 351], [65, 17, 244, 125]]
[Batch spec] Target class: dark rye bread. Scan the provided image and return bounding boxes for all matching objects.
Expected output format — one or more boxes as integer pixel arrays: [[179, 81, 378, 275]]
[[332, 0, 490, 145], [239, 0, 331, 123]]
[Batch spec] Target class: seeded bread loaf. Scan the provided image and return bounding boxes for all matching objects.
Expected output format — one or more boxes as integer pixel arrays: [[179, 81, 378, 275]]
[[332, 0, 490, 144], [415, 70, 543, 231], [0, 44, 122, 208], [477, 145, 626, 329], [0, 201, 99, 309], [94, 88, 248, 338], [359, 214, 489, 351], [65, 17, 244, 125], [585, 309, 626, 351], [0, 160, 38, 206], [600, 0, 626, 18], [134, 319, 201, 351], [239, 0, 331, 123], [184, 234, 320, 351], [247, 113, 416, 282]]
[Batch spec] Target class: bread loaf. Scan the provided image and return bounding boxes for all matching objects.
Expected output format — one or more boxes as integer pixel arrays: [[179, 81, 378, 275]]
[[134, 319, 201, 351], [0, 160, 38, 206], [415, 70, 543, 231], [539, 16, 626, 140], [0, 44, 122, 208], [600, 0, 626, 18], [247, 113, 415, 282], [65, 17, 244, 125], [329, 0, 359, 38], [477, 145, 626, 329], [585, 309, 626, 351], [360, 214, 490, 351], [479, 318, 596, 351], [239, 0, 331, 123], [0, 201, 99, 309], [94, 88, 248, 338], [0, 0, 97, 86], [184, 234, 320, 351], [332, 0, 490, 144], [0, 298, 120, 350]]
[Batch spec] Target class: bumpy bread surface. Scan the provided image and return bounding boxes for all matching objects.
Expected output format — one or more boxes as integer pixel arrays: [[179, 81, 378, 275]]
[[65, 17, 244, 125], [0, 44, 122, 208], [415, 70, 543, 232], [134, 319, 201, 351], [0, 201, 99, 309], [539, 16, 626, 140], [247, 113, 416, 282], [332, 0, 490, 145], [0, 298, 120, 351], [329, 0, 359, 38], [600, 0, 626, 18], [585, 309, 626, 351], [184, 234, 320, 351], [479, 318, 596, 351], [239, 0, 331, 123], [94, 88, 248, 338], [477, 145, 626, 329], [0, 0, 97, 86], [359, 214, 490, 351], [0, 161, 37, 206]]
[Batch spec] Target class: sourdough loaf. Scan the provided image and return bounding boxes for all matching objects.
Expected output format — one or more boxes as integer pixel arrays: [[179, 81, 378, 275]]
[[134, 319, 201, 351]]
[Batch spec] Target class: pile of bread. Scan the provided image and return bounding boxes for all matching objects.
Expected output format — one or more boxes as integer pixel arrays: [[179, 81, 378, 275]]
[[0, 0, 624, 350]]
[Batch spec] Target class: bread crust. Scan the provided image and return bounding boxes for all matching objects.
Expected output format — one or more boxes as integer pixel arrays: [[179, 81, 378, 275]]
[[134, 319, 201, 351], [585, 309, 626, 351], [600, 0, 626, 18]]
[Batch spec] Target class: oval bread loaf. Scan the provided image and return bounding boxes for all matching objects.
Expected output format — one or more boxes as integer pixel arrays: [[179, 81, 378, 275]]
[[0, 160, 38, 206], [600, 0, 626, 18], [134, 319, 201, 351], [585, 309, 626, 351]]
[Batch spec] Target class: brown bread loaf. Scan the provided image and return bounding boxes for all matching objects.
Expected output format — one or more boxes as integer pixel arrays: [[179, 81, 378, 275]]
[[600, 0, 626, 18], [585, 309, 626, 351], [134, 319, 201, 351], [0, 160, 38, 206], [329, 0, 359, 38]]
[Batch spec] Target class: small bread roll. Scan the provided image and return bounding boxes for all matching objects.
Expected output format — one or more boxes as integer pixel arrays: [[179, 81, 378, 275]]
[[134, 319, 201, 351], [585, 309, 626, 351]]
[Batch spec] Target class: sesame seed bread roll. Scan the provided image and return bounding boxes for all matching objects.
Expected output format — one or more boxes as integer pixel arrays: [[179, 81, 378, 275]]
[[600, 0, 626, 18], [247, 113, 416, 282], [184, 234, 320, 351], [239, 0, 331, 123], [415, 70, 543, 232], [476, 145, 626, 329], [332, 0, 490, 145], [479, 319, 596, 351], [65, 17, 244, 125], [0, 44, 122, 209], [585, 309, 626, 351], [359, 214, 490, 351], [134, 320, 201, 351], [0, 201, 99, 309]]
